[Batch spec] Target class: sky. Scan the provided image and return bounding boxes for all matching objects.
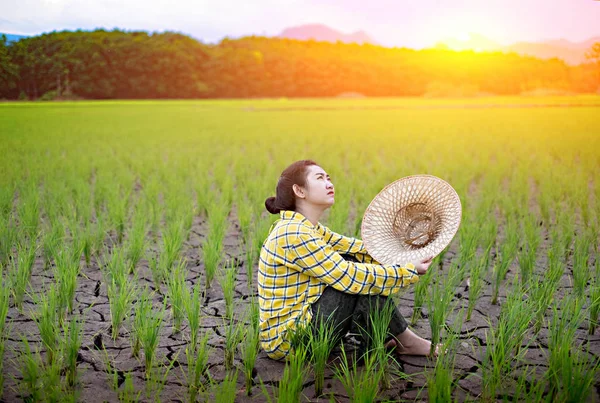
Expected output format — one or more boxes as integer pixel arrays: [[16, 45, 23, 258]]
[[1, 0, 600, 48]]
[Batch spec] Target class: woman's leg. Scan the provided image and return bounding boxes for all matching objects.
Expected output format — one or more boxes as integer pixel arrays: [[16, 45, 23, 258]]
[[310, 284, 358, 347], [307, 253, 363, 347], [352, 294, 439, 357]]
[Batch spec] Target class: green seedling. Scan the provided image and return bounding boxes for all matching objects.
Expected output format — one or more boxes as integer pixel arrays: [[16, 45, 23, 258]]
[[219, 259, 237, 319], [185, 331, 211, 403], [223, 314, 244, 370], [213, 369, 239, 403], [167, 259, 187, 333]]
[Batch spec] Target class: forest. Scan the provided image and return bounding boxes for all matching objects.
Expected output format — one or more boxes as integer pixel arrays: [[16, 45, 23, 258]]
[[0, 29, 599, 100]]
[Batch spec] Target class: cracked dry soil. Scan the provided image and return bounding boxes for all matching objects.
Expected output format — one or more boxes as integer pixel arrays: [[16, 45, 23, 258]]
[[2, 213, 599, 403]]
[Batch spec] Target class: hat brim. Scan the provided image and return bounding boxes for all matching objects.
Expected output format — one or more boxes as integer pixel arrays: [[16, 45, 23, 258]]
[[361, 174, 462, 265]]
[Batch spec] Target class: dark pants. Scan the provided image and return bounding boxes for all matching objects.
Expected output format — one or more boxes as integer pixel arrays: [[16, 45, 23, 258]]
[[307, 254, 409, 355]]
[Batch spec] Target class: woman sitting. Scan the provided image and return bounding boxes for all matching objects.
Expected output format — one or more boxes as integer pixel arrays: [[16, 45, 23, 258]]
[[258, 159, 439, 361]]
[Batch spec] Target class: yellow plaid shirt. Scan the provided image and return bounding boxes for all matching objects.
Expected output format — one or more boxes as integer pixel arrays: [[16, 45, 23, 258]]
[[257, 210, 420, 361]]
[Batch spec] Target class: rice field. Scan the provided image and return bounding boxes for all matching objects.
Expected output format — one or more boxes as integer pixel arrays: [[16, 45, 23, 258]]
[[0, 96, 599, 402]]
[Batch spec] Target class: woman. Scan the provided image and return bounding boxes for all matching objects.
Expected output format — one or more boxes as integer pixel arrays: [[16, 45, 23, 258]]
[[258, 159, 439, 361]]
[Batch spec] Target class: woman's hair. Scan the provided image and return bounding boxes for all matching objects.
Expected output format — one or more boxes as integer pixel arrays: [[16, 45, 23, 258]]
[[265, 159, 318, 214]]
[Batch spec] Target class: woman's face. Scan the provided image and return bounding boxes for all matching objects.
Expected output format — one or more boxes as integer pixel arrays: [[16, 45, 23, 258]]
[[296, 165, 335, 207]]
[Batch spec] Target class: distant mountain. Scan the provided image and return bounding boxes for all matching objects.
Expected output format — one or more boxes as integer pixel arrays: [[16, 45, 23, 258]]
[[436, 33, 600, 65], [0, 33, 28, 43], [278, 24, 378, 45]]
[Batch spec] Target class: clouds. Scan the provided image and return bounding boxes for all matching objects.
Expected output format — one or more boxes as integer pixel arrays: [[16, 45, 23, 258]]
[[1, 0, 599, 47]]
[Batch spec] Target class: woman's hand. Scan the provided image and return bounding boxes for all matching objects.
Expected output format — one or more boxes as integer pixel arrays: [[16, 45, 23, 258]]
[[412, 255, 434, 275]]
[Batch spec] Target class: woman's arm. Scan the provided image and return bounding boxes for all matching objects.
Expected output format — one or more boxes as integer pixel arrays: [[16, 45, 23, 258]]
[[316, 224, 378, 264], [285, 229, 419, 296]]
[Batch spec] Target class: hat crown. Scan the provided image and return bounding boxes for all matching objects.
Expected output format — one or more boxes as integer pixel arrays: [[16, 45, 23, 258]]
[[362, 175, 462, 264]]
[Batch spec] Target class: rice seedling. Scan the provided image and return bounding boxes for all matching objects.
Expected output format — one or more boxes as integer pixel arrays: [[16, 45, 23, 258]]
[[76, 179, 94, 219], [236, 194, 254, 244], [479, 277, 535, 401], [481, 213, 498, 257], [167, 258, 187, 333], [62, 316, 83, 388], [207, 201, 229, 242], [289, 311, 339, 397], [53, 244, 82, 323], [8, 240, 37, 311], [80, 222, 95, 267], [589, 259, 600, 335], [369, 297, 402, 391], [333, 341, 383, 403], [181, 202, 195, 236], [142, 175, 162, 239], [202, 236, 222, 292], [213, 369, 239, 403], [571, 231, 590, 298], [162, 217, 186, 272], [0, 276, 10, 396], [411, 266, 433, 325], [427, 261, 461, 356], [185, 330, 211, 403], [467, 244, 492, 321], [511, 365, 546, 403], [253, 216, 275, 261], [426, 330, 459, 402], [17, 182, 40, 242], [102, 245, 129, 290], [119, 372, 141, 403], [106, 274, 137, 340], [223, 314, 244, 370], [491, 217, 519, 305], [518, 214, 540, 286], [530, 241, 564, 333], [546, 295, 600, 402], [0, 214, 17, 267], [125, 205, 148, 274], [107, 184, 131, 244], [202, 202, 229, 292], [182, 281, 202, 349], [277, 341, 309, 402], [244, 227, 263, 287], [93, 173, 110, 215], [101, 344, 131, 401], [146, 351, 180, 402], [148, 252, 167, 292], [31, 283, 60, 365], [131, 286, 152, 358], [141, 295, 166, 379], [458, 223, 478, 263], [19, 337, 43, 401], [195, 177, 215, 218], [218, 259, 237, 319], [248, 294, 260, 331], [215, 171, 234, 210], [41, 220, 64, 270], [92, 213, 108, 258], [164, 185, 186, 224], [240, 307, 260, 396], [557, 209, 575, 259], [0, 184, 13, 221]]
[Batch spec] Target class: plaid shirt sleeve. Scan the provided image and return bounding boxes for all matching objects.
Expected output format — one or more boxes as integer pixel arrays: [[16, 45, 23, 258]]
[[317, 224, 378, 264], [285, 229, 419, 295]]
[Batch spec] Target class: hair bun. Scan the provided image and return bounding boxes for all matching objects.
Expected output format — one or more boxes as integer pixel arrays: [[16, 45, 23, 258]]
[[265, 196, 280, 214]]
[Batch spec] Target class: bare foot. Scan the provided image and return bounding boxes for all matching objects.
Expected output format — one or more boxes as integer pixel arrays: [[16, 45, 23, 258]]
[[388, 328, 442, 357]]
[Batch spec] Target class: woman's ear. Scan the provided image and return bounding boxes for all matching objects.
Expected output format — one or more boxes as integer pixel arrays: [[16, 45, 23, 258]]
[[292, 184, 305, 199]]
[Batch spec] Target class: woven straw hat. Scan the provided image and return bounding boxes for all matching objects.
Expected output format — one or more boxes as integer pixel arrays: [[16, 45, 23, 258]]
[[361, 175, 462, 265]]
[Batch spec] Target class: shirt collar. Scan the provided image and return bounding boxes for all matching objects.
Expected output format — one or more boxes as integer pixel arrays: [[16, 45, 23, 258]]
[[279, 210, 319, 229]]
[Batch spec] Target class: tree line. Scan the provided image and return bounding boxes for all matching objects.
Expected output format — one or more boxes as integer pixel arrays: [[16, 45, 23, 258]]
[[0, 29, 599, 100]]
